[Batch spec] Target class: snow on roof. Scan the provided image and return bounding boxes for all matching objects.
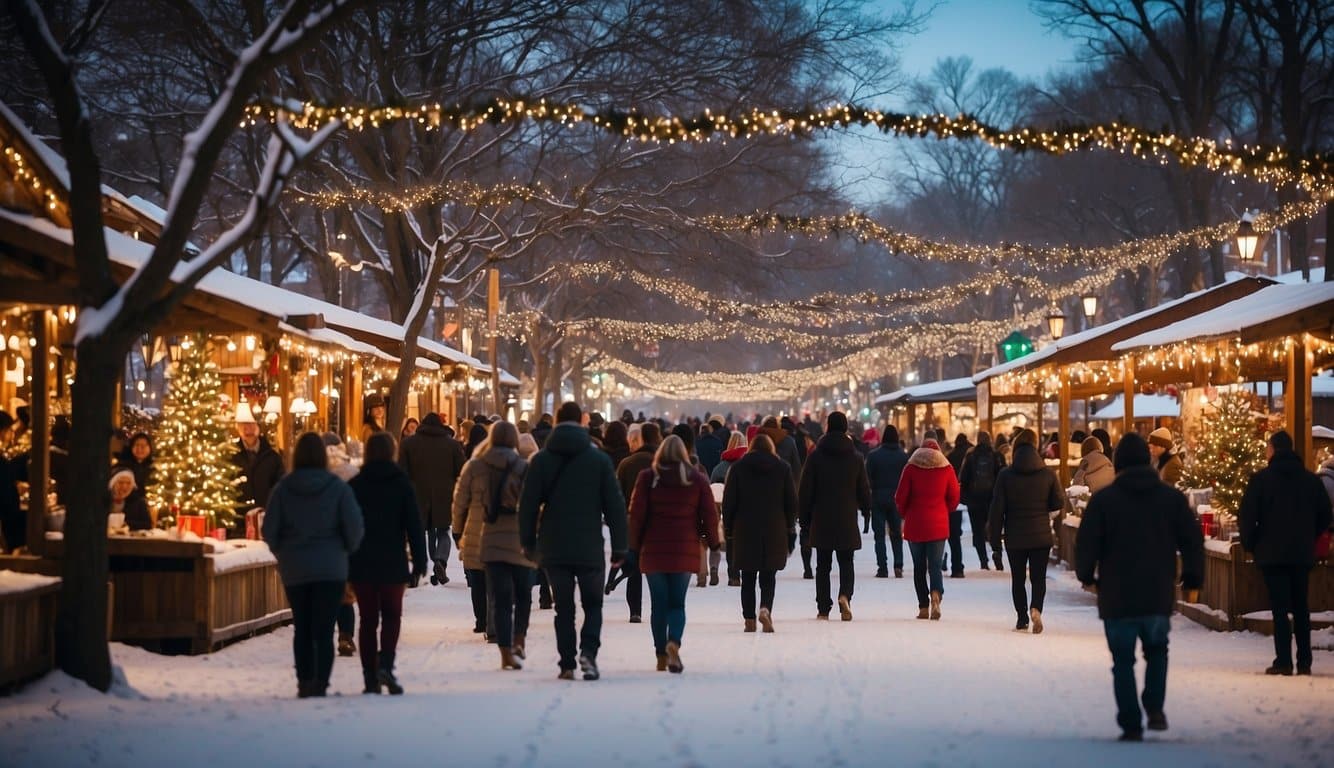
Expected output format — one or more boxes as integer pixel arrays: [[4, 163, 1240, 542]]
[[0, 100, 142, 212], [1087, 393, 1180, 420], [1315, 425, 1334, 440], [279, 324, 439, 371], [874, 376, 976, 406], [1111, 280, 1334, 352], [1228, 376, 1334, 398]]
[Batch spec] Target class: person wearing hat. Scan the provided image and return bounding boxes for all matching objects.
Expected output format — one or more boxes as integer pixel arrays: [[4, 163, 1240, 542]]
[[1147, 428, 1183, 486], [1076, 433, 1203, 741], [108, 466, 153, 531], [361, 394, 387, 443], [1238, 431, 1333, 676], [797, 411, 872, 621], [230, 406, 285, 537]]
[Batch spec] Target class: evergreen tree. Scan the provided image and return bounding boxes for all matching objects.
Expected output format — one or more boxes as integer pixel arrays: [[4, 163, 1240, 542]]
[[1181, 389, 1268, 516], [149, 334, 241, 529]]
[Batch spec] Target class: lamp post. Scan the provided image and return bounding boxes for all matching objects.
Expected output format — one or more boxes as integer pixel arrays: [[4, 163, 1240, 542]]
[[1081, 294, 1099, 326], [1236, 212, 1260, 270], [1047, 307, 1066, 340]]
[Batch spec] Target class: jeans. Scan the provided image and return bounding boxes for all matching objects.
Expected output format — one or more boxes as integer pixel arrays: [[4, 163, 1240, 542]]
[[464, 568, 490, 635], [1007, 547, 1051, 616], [815, 549, 855, 614], [965, 497, 991, 566], [1103, 615, 1171, 734], [872, 501, 904, 570], [351, 582, 405, 673], [908, 540, 946, 607], [485, 562, 534, 648], [428, 526, 451, 565], [1261, 565, 1313, 669], [740, 570, 777, 619], [947, 507, 965, 574], [545, 563, 605, 670], [284, 580, 344, 687], [646, 572, 692, 654]]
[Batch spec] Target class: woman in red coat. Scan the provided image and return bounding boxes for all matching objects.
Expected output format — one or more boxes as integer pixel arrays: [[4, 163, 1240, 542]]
[[895, 439, 959, 620], [629, 435, 720, 674]]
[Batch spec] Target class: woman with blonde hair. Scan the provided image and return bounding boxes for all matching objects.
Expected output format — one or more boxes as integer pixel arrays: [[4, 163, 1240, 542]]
[[710, 431, 749, 483], [628, 434, 720, 673]]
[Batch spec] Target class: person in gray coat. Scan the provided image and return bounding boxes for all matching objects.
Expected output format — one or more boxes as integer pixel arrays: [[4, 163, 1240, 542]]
[[263, 432, 364, 698]]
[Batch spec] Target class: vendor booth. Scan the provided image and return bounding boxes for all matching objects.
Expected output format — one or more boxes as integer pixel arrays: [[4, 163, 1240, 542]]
[[874, 376, 977, 444]]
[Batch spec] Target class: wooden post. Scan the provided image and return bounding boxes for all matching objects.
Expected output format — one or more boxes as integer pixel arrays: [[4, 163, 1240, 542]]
[[1058, 368, 1072, 486], [26, 311, 51, 556], [1122, 355, 1136, 438], [488, 268, 502, 416], [277, 347, 291, 456], [906, 402, 917, 445], [1288, 336, 1313, 464]]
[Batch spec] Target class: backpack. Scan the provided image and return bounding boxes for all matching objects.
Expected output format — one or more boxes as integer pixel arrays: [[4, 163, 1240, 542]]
[[485, 458, 520, 524], [971, 450, 996, 494]]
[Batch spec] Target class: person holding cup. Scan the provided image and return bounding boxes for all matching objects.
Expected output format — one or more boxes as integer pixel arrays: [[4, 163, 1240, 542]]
[[108, 466, 152, 531]]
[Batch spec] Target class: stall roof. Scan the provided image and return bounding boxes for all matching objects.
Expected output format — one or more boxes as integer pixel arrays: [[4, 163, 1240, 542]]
[[1088, 393, 1180, 421], [874, 376, 976, 407], [1111, 280, 1334, 352], [972, 277, 1273, 384], [280, 324, 439, 372]]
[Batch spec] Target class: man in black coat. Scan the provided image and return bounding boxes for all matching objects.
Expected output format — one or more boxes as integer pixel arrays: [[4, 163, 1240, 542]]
[[864, 425, 909, 577], [1076, 433, 1204, 741], [989, 442, 1064, 630], [798, 412, 872, 621], [608, 422, 662, 621], [230, 414, 285, 537], [722, 441, 797, 630], [1238, 430, 1334, 676], [695, 423, 724, 476], [398, 412, 467, 585], [959, 431, 1003, 571]]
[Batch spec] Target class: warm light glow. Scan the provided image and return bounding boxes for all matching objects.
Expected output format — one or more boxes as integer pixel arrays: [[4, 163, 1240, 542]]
[[1236, 215, 1260, 262], [1081, 294, 1099, 320], [244, 335, 256, 351], [1047, 308, 1066, 340]]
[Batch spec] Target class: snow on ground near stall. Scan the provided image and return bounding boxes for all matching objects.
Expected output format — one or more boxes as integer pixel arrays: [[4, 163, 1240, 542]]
[[3, 542, 1331, 768], [0, 569, 59, 596]]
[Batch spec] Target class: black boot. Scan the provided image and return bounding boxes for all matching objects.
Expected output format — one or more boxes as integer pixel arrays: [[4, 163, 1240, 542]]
[[363, 669, 382, 694], [378, 651, 404, 695]]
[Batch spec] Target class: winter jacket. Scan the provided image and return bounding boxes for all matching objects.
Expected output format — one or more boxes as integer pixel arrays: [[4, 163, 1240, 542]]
[[798, 433, 872, 551], [628, 463, 720, 573], [262, 468, 364, 586], [602, 439, 631, 471], [988, 443, 1064, 552], [865, 442, 910, 507], [1072, 450, 1114, 494], [347, 460, 427, 584], [895, 446, 959, 543], [231, 437, 284, 511], [518, 423, 628, 567], [1076, 465, 1204, 620], [113, 495, 153, 531], [454, 447, 532, 570], [947, 442, 971, 476], [1157, 451, 1184, 486], [722, 450, 797, 571], [696, 431, 725, 475], [531, 420, 553, 448], [760, 426, 803, 477], [958, 445, 1004, 513], [398, 418, 468, 530], [0, 456, 23, 550], [1238, 450, 1334, 567], [710, 446, 748, 483], [617, 445, 658, 502]]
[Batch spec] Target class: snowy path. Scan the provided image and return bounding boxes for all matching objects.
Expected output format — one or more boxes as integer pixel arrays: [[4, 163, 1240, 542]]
[[3, 541, 1331, 768]]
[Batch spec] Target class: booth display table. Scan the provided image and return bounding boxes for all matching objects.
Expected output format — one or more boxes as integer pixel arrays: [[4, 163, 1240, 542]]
[[1177, 539, 1334, 634], [0, 570, 61, 688]]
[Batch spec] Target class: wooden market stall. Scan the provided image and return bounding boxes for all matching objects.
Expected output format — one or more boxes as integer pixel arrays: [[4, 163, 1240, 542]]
[[1111, 279, 1334, 633], [873, 377, 977, 444]]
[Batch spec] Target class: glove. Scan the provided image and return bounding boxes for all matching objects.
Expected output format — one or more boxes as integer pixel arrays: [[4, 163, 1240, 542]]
[[787, 532, 797, 553], [610, 551, 627, 568]]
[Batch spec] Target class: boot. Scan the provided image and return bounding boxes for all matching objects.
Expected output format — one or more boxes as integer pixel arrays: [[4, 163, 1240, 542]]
[[696, 573, 707, 588], [758, 607, 774, 633], [744, 618, 757, 633], [838, 595, 853, 622], [338, 633, 356, 657], [377, 651, 403, 695], [916, 605, 930, 620], [512, 634, 526, 660], [558, 669, 576, 680], [656, 653, 669, 672], [875, 567, 888, 578], [500, 646, 523, 670], [578, 654, 600, 681], [297, 680, 314, 699], [894, 567, 903, 578], [727, 577, 741, 587], [929, 590, 942, 620], [362, 670, 382, 694], [665, 641, 683, 674], [709, 566, 719, 586], [1030, 608, 1043, 635]]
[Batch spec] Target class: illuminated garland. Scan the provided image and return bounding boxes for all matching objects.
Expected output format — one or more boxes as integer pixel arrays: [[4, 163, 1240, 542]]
[[245, 97, 1334, 189], [290, 178, 560, 211]]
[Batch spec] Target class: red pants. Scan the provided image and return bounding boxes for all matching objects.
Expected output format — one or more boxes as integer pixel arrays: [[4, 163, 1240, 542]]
[[350, 582, 405, 672]]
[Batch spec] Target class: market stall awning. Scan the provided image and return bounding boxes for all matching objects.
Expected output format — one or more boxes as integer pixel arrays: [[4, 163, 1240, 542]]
[[1111, 280, 1334, 352], [874, 377, 976, 407], [972, 277, 1273, 384], [1088, 393, 1180, 421]]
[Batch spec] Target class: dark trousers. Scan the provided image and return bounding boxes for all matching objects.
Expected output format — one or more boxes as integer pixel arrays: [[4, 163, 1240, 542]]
[[428, 526, 451, 565], [485, 562, 533, 648], [336, 602, 355, 636], [872, 501, 904, 570], [815, 548, 855, 614], [947, 507, 965, 574], [284, 580, 344, 687], [464, 568, 489, 634], [1007, 546, 1050, 615], [740, 570, 777, 619], [351, 582, 405, 673], [1103, 615, 1170, 734], [725, 538, 740, 581], [1261, 565, 1313, 669], [645, 572, 692, 654], [801, 541, 813, 575], [965, 496, 991, 565], [545, 563, 604, 670]]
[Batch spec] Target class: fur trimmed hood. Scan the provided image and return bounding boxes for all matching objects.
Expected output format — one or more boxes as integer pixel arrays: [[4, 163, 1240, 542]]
[[908, 446, 950, 469]]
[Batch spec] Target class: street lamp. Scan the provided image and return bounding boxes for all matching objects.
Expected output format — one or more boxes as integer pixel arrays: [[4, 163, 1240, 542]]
[[1081, 294, 1099, 323], [1236, 212, 1260, 264], [1047, 307, 1066, 340]]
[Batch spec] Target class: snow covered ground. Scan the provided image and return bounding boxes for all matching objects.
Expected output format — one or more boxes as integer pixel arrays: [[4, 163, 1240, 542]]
[[3, 539, 1331, 768]]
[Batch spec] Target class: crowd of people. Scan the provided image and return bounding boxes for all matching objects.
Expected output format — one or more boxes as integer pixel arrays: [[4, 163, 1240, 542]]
[[1, 398, 1330, 741]]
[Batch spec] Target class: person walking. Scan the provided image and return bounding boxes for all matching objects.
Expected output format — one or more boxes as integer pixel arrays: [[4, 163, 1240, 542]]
[[865, 425, 909, 578], [321, 432, 360, 657], [958, 431, 1003, 571], [1238, 431, 1334, 676], [797, 412, 872, 621], [347, 432, 427, 694], [1148, 428, 1183, 486], [896, 438, 958, 620], [518, 402, 628, 681], [262, 432, 364, 698], [610, 422, 662, 621], [399, 412, 467, 587], [1075, 433, 1204, 741], [722, 435, 796, 634], [454, 421, 519, 639], [628, 435, 720, 673], [943, 434, 972, 577], [988, 438, 1064, 632], [469, 421, 535, 671], [710, 431, 748, 484], [602, 421, 632, 469], [1072, 436, 1114, 494]]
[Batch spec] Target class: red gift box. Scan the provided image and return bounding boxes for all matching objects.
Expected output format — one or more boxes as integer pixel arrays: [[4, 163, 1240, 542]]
[[177, 515, 207, 537], [1200, 512, 1214, 538]]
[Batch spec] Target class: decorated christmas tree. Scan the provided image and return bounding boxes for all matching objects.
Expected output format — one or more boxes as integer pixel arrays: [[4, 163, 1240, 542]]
[[1181, 389, 1268, 516], [149, 334, 241, 529]]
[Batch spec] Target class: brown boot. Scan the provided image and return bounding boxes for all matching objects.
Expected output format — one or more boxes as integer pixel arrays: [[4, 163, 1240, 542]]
[[838, 595, 853, 622], [500, 647, 523, 670], [337, 633, 356, 657], [929, 590, 942, 620], [656, 653, 669, 672], [665, 641, 683, 674], [512, 634, 526, 660], [744, 618, 757, 633], [916, 605, 930, 620], [758, 607, 774, 633]]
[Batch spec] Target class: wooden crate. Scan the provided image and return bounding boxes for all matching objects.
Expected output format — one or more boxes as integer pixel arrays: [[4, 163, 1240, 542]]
[[0, 579, 60, 689]]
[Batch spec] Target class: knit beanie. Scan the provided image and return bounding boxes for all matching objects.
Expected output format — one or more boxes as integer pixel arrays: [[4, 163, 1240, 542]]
[[1114, 433, 1152, 472], [826, 411, 848, 434], [1148, 428, 1174, 450]]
